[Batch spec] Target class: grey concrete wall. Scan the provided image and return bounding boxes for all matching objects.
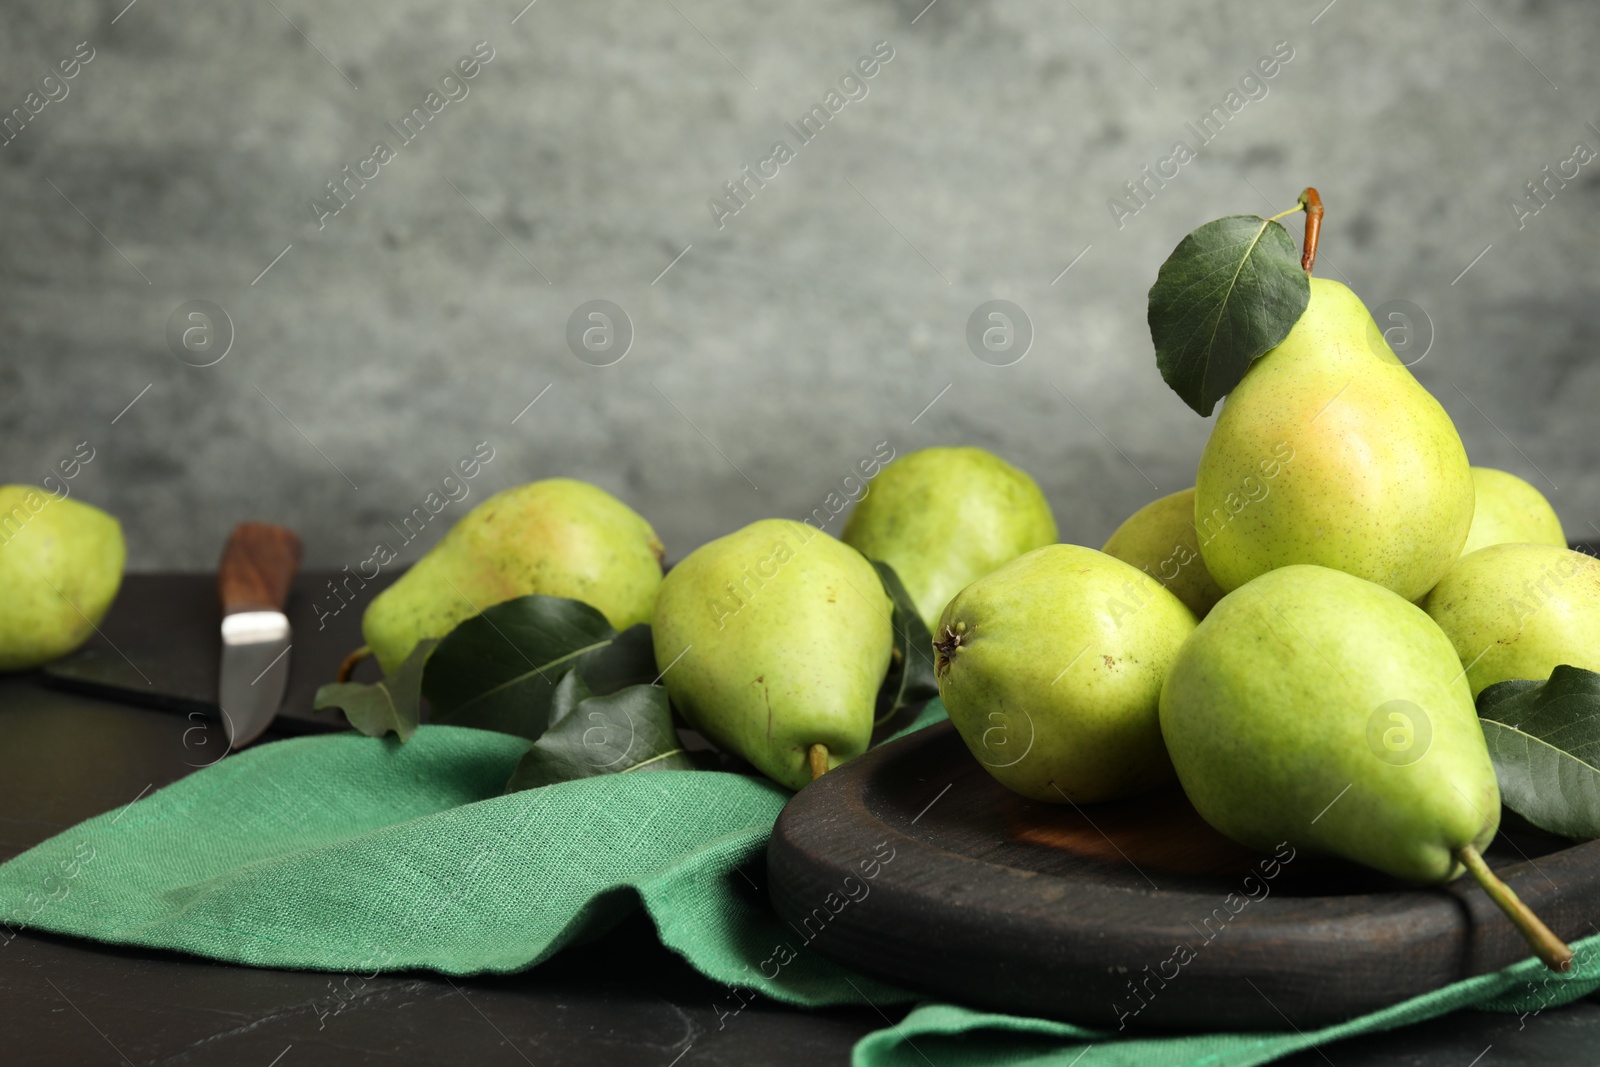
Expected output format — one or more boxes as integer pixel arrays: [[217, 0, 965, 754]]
[[2, 0, 1597, 571]]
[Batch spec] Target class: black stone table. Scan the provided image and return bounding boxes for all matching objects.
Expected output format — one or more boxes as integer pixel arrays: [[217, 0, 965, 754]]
[[2, 574, 1597, 1065]]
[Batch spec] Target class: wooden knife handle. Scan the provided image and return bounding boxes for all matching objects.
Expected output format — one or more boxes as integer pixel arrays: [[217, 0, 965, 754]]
[[219, 522, 303, 615]]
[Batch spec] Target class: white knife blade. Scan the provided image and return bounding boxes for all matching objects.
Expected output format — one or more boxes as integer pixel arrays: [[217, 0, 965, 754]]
[[220, 609, 293, 748], [217, 523, 303, 750]]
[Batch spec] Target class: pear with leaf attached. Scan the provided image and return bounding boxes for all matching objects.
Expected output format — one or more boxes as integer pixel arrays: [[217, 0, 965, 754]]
[[651, 519, 893, 790], [1195, 277, 1474, 600], [363, 479, 663, 673], [1149, 191, 1473, 601]]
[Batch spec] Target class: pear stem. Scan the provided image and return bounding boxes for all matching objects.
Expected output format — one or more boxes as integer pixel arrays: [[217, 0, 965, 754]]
[[808, 743, 830, 781], [335, 645, 372, 684], [1297, 186, 1324, 275], [1458, 844, 1573, 972]]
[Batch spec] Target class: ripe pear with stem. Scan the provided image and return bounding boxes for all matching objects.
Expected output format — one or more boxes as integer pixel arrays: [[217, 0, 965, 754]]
[[652, 519, 893, 790], [1195, 191, 1474, 600], [1161, 564, 1571, 972]]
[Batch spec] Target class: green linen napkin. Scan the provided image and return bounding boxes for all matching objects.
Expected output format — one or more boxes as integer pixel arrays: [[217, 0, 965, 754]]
[[852, 945, 1600, 1067], [3, 701, 1597, 1067], [0, 718, 914, 1008]]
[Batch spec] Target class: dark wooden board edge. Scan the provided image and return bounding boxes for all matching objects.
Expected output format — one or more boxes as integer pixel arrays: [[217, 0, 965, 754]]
[[769, 720, 1600, 1031]]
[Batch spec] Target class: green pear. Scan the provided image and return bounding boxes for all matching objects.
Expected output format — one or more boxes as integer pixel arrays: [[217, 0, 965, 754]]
[[1160, 564, 1496, 882], [1196, 278, 1473, 601], [1460, 467, 1566, 556], [1101, 487, 1226, 618], [364, 479, 663, 673], [934, 544, 1195, 803], [652, 519, 893, 790], [842, 446, 1057, 630], [0, 485, 125, 671], [1161, 563, 1572, 970], [1421, 543, 1600, 696]]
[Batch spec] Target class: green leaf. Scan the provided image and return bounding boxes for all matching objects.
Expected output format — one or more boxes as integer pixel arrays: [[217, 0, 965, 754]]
[[871, 561, 940, 725], [576, 624, 661, 695], [1477, 665, 1600, 841], [313, 639, 437, 742], [504, 684, 693, 793], [420, 595, 657, 740], [546, 669, 594, 729], [1147, 214, 1311, 416]]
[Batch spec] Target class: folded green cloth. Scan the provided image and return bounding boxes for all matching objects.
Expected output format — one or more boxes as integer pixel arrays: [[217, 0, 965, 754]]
[[3, 702, 1596, 1067], [854, 950, 1600, 1067], [0, 718, 913, 1007]]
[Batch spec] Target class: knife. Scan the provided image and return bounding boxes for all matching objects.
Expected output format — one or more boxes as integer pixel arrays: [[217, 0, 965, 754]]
[[217, 523, 302, 748], [43, 527, 380, 735]]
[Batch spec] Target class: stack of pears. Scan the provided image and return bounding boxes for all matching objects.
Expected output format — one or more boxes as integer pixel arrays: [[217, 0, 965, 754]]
[[931, 197, 1582, 972], [651, 447, 1056, 789]]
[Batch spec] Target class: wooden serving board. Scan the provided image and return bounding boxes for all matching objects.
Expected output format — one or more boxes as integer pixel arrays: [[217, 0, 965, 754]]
[[767, 718, 1600, 1031]]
